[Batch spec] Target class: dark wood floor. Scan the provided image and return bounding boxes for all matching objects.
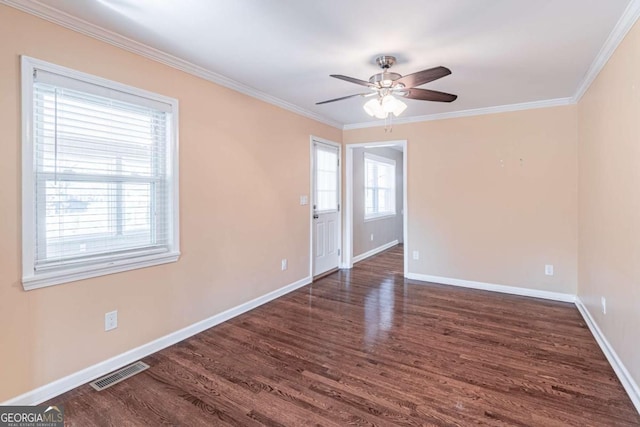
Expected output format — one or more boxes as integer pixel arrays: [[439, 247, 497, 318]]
[[48, 245, 640, 426]]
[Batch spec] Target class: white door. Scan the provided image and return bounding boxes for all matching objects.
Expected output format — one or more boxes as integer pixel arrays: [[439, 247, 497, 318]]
[[313, 141, 340, 277]]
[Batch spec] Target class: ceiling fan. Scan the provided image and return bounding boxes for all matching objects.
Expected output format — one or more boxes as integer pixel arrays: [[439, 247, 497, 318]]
[[316, 55, 457, 119]]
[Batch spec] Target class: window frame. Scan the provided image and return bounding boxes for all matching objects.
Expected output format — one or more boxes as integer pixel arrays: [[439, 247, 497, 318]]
[[21, 56, 180, 290], [364, 152, 396, 221]]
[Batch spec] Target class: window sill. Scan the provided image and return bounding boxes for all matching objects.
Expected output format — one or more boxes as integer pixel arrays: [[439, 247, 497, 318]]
[[22, 251, 180, 291], [364, 213, 397, 222]]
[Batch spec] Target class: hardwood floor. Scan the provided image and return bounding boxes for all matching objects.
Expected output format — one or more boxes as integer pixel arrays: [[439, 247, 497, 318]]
[[47, 245, 640, 426]]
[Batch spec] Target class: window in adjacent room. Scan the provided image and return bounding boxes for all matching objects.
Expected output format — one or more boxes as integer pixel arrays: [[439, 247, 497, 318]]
[[21, 56, 180, 290], [364, 153, 396, 220]]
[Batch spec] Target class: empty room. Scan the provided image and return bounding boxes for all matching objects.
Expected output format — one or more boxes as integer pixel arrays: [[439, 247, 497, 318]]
[[1, 0, 640, 425]]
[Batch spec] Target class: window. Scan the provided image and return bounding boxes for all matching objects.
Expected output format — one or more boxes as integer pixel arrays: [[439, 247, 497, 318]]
[[314, 143, 339, 212], [364, 153, 396, 219], [21, 57, 179, 290]]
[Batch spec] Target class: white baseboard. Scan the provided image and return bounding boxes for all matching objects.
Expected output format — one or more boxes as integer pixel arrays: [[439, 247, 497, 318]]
[[8, 272, 638, 416], [2, 275, 312, 406], [352, 240, 399, 264], [575, 297, 640, 413], [405, 273, 576, 303]]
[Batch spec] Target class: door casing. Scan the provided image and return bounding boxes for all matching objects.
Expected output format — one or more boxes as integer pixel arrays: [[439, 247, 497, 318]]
[[344, 139, 408, 275]]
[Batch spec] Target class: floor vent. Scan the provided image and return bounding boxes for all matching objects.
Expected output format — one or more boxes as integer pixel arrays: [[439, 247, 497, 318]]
[[89, 361, 150, 391]]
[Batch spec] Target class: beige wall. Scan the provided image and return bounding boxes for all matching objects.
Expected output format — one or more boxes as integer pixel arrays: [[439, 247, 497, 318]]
[[0, 6, 340, 401], [344, 106, 578, 294], [5, 1, 638, 405], [578, 19, 640, 386], [352, 147, 404, 257]]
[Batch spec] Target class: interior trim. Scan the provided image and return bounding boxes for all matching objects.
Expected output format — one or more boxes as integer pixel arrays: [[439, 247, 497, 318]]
[[575, 297, 640, 414], [405, 272, 576, 303], [7, 270, 638, 413], [0, 0, 343, 130], [573, 0, 640, 102], [3, 0, 638, 129], [345, 0, 640, 130], [352, 240, 399, 265], [2, 275, 312, 405], [344, 140, 408, 273], [343, 97, 575, 130], [403, 276, 640, 413]]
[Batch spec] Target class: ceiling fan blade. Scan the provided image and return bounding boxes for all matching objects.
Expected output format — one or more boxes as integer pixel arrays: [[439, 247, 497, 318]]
[[395, 66, 451, 88], [330, 74, 376, 88], [316, 93, 368, 105], [402, 88, 457, 102]]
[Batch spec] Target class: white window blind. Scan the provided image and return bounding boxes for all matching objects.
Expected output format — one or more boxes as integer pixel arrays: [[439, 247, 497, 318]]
[[22, 57, 179, 290], [364, 153, 396, 219]]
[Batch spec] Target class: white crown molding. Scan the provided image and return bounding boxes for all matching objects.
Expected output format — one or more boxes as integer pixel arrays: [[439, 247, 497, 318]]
[[343, 0, 640, 131], [573, 0, 640, 102], [343, 97, 575, 130], [2, 275, 312, 405], [4, 0, 640, 137], [0, 0, 343, 129]]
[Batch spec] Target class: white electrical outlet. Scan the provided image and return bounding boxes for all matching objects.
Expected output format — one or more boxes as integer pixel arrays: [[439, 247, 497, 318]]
[[105, 310, 118, 331], [545, 264, 554, 276], [601, 297, 606, 315], [370, 233, 374, 241], [299, 195, 308, 205], [281, 258, 288, 271], [412, 250, 419, 260]]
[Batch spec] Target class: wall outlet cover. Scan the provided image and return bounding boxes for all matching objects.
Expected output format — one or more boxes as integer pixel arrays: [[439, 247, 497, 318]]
[[105, 310, 118, 331]]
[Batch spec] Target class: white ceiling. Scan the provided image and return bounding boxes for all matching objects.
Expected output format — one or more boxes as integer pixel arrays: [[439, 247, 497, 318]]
[[15, 0, 634, 126]]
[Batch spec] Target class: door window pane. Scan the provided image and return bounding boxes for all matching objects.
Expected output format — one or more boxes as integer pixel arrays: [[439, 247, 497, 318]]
[[315, 146, 338, 211]]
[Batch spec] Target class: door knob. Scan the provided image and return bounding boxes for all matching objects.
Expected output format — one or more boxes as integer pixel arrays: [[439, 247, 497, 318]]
[[313, 214, 319, 219]]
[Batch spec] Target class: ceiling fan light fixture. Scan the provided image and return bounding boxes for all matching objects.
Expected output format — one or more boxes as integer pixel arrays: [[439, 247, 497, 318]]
[[364, 98, 387, 118], [363, 98, 377, 116], [364, 95, 406, 119], [381, 95, 407, 117], [392, 99, 407, 117], [381, 95, 398, 112]]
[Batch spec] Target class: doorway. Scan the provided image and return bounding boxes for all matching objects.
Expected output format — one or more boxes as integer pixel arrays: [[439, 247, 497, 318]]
[[344, 140, 408, 275], [310, 137, 341, 278]]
